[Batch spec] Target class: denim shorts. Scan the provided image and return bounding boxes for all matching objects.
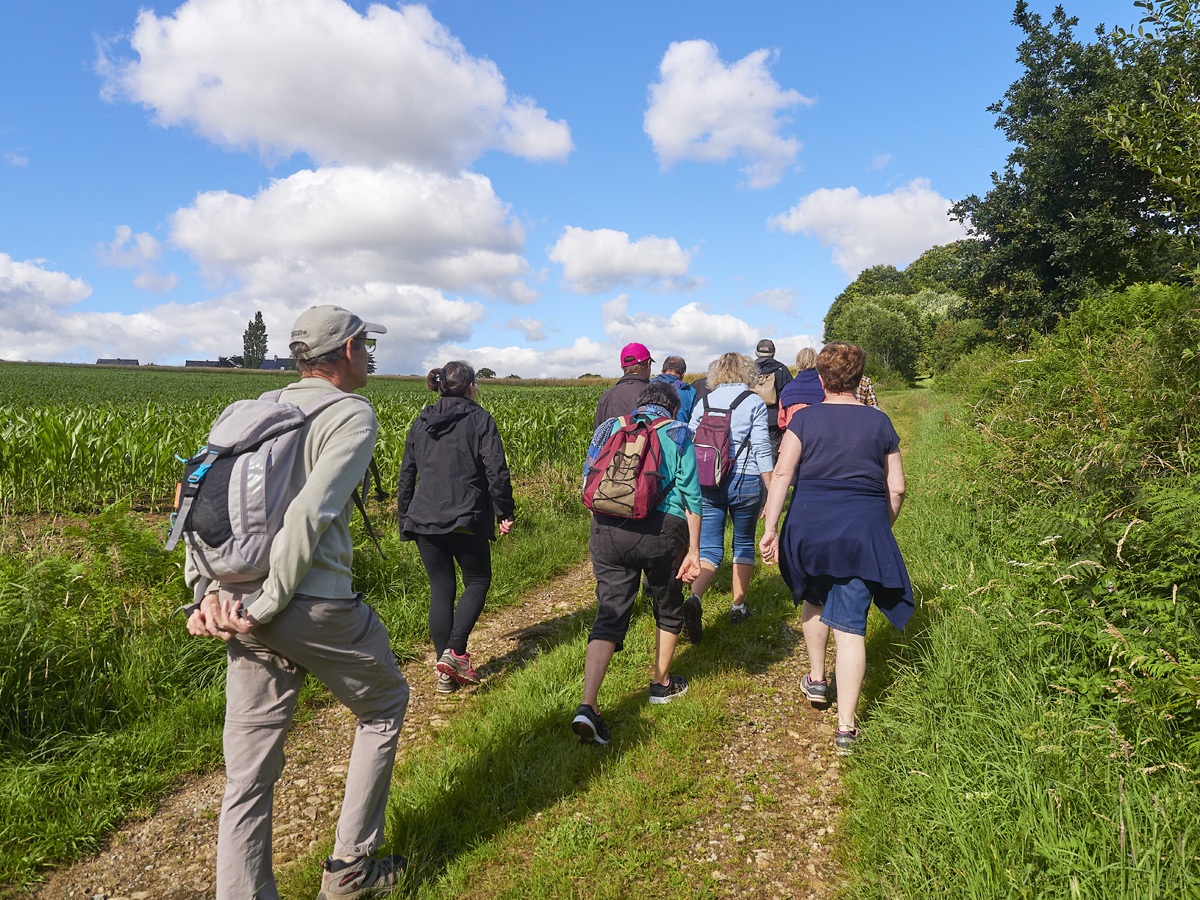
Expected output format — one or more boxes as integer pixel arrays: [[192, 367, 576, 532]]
[[699, 470, 765, 568], [803, 575, 873, 636]]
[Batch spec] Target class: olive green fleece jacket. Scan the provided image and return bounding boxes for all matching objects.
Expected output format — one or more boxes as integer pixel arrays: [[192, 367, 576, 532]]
[[185, 377, 377, 623]]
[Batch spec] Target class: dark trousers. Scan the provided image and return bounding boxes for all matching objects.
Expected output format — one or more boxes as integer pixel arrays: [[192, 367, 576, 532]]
[[415, 532, 493, 656], [588, 511, 687, 651]]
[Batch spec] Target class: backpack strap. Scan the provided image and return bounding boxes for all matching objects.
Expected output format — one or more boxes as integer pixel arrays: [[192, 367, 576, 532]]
[[164, 447, 220, 551], [728, 390, 756, 467]]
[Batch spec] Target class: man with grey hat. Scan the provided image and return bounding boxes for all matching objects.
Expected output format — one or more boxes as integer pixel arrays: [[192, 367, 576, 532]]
[[186, 305, 409, 900], [753, 339, 793, 461]]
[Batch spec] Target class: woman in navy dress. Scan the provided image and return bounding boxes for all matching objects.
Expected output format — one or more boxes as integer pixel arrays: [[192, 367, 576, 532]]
[[758, 342, 911, 753]]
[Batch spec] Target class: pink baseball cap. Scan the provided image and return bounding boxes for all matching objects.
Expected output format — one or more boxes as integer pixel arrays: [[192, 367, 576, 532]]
[[620, 342, 653, 365]]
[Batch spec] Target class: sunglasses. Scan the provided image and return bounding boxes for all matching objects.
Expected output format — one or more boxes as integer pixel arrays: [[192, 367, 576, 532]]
[[352, 336, 377, 350]]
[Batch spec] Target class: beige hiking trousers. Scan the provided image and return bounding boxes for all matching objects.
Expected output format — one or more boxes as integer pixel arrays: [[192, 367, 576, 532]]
[[215, 593, 409, 900]]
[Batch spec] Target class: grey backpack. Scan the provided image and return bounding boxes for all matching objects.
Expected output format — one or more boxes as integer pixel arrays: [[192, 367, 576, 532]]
[[165, 389, 384, 584]]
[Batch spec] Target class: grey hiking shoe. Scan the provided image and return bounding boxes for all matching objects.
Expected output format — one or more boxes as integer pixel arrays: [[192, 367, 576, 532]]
[[436, 648, 480, 685], [730, 603, 753, 624], [835, 726, 860, 755], [801, 673, 829, 706], [681, 594, 703, 644], [317, 853, 407, 899], [436, 671, 458, 694]]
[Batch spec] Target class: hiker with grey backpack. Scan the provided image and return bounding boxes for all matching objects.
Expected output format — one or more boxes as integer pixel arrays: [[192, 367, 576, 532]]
[[172, 305, 409, 900], [683, 352, 773, 639]]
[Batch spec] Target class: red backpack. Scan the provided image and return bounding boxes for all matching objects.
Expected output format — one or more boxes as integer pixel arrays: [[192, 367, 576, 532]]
[[693, 390, 754, 488], [583, 413, 673, 519]]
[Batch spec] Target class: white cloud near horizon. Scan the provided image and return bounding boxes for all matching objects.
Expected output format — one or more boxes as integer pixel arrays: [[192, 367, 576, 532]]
[[644, 40, 813, 189], [441, 297, 821, 378], [768, 178, 968, 277], [0, 253, 486, 373], [548, 226, 697, 294], [170, 163, 536, 303], [98, 0, 572, 171]]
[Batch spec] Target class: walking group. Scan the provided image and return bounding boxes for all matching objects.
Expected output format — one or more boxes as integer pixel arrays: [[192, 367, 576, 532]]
[[175, 304, 911, 899]]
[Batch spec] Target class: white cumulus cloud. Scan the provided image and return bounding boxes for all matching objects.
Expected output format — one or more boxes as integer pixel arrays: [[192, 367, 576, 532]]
[[746, 287, 796, 315], [644, 40, 813, 189], [768, 178, 968, 277], [98, 0, 572, 170], [100, 225, 178, 293], [5, 153, 29, 167], [170, 163, 535, 303], [548, 226, 697, 295], [501, 316, 546, 341]]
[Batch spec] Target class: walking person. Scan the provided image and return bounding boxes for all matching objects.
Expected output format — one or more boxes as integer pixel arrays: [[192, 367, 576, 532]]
[[396, 361, 515, 693], [682, 352, 773, 639], [594, 342, 654, 427], [753, 339, 794, 460], [759, 342, 911, 754], [777, 346, 824, 430], [185, 305, 409, 900], [650, 355, 698, 423], [573, 382, 702, 744]]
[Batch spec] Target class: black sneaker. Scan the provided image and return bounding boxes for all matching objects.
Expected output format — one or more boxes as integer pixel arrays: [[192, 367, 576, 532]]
[[317, 853, 407, 899], [571, 704, 611, 745], [648, 674, 689, 705], [730, 604, 753, 624], [681, 594, 703, 644], [801, 673, 829, 706]]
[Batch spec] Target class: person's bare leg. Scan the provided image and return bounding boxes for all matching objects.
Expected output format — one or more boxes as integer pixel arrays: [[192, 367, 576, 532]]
[[832, 629, 866, 730], [653, 628, 679, 685], [582, 639, 616, 710], [730, 563, 754, 608], [688, 563, 717, 600], [800, 600, 829, 681]]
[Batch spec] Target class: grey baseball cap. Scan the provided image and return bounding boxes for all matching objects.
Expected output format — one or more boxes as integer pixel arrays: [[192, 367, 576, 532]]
[[290, 305, 387, 359]]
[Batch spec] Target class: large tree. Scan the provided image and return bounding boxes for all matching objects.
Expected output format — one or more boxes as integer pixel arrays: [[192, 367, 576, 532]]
[[823, 264, 913, 341], [951, 2, 1180, 337], [1100, 0, 1200, 246], [242, 311, 268, 371]]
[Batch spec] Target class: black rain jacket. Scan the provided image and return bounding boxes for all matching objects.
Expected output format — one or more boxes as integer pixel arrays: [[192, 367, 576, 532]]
[[395, 396, 515, 540]]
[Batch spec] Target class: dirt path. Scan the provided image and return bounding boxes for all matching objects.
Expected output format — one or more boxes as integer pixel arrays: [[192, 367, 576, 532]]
[[29, 562, 845, 900]]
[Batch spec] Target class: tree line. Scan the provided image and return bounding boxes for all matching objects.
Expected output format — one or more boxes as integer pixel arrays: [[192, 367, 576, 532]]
[[829, 0, 1200, 384]]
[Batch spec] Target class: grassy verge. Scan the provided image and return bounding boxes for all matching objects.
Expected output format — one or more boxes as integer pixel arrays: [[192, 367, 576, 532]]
[[839, 388, 1200, 899], [0, 469, 590, 888]]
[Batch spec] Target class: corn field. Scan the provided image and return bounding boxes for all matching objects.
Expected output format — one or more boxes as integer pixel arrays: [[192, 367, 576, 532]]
[[0, 364, 605, 514]]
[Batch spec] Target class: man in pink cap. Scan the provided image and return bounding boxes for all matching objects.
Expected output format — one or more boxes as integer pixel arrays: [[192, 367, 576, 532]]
[[594, 341, 654, 428]]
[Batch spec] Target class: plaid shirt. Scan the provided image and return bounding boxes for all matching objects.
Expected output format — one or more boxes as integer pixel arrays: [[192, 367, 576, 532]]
[[856, 376, 879, 408]]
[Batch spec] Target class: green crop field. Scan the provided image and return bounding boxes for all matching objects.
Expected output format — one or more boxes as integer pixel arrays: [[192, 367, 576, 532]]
[[0, 362, 605, 885]]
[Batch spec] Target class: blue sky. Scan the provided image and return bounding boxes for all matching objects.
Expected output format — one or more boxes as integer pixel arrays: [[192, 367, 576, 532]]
[[1, 0, 1138, 376]]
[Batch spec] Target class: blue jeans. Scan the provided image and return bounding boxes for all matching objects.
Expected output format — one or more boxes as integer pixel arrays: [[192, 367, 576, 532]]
[[699, 470, 765, 568]]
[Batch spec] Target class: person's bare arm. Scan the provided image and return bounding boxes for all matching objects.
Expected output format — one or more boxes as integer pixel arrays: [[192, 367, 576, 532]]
[[884, 449, 906, 526], [759, 430, 802, 565]]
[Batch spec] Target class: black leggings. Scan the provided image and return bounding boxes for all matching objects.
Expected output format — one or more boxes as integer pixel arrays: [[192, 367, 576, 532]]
[[415, 532, 493, 657]]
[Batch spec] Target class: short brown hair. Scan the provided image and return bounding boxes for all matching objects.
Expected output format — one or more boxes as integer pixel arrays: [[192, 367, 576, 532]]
[[816, 342, 865, 393], [291, 340, 343, 378], [662, 356, 686, 377]]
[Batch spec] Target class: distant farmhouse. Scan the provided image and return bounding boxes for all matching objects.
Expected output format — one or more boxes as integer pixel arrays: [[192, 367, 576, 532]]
[[96, 358, 139, 366], [259, 356, 295, 371], [184, 360, 223, 368]]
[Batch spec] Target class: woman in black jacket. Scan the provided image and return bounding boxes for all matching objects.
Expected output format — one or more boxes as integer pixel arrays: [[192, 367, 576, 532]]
[[396, 361, 515, 693]]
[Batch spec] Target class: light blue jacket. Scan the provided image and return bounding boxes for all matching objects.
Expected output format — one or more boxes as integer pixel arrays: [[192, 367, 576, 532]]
[[687, 383, 773, 477]]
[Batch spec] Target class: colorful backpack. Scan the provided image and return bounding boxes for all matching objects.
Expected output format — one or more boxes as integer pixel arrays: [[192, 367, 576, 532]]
[[583, 413, 673, 519], [165, 390, 385, 583], [692, 390, 754, 488]]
